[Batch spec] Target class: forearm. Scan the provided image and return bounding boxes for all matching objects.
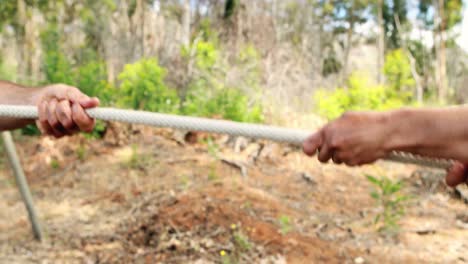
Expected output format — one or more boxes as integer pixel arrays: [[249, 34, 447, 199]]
[[0, 81, 43, 131], [385, 106, 468, 161]]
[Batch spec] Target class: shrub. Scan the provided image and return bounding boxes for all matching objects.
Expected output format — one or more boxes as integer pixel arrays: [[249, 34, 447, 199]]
[[182, 87, 263, 123], [384, 49, 415, 99], [118, 58, 179, 113], [182, 41, 263, 123], [315, 72, 408, 120]]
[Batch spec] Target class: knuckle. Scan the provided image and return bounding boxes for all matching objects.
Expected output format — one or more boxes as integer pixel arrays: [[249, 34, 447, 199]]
[[49, 120, 60, 128], [329, 136, 343, 148], [62, 119, 74, 129]]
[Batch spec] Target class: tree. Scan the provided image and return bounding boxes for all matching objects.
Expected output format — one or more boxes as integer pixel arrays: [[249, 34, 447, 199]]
[[382, 0, 408, 50], [376, 0, 385, 84], [331, 0, 370, 83], [418, 0, 463, 102]]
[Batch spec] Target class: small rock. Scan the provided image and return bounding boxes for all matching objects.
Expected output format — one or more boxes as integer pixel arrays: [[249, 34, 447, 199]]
[[354, 257, 365, 264], [336, 186, 346, 192], [455, 185, 468, 203], [300, 172, 316, 185]]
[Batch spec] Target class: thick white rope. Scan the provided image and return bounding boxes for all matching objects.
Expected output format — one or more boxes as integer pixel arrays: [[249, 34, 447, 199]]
[[0, 105, 453, 169]]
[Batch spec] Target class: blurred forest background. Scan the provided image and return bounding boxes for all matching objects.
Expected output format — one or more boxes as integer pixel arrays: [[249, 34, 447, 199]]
[[0, 0, 467, 129]]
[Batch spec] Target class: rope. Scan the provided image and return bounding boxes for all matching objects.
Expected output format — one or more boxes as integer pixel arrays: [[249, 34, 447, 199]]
[[0, 105, 454, 170]]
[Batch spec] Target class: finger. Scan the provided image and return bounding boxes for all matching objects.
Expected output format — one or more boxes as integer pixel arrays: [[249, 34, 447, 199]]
[[72, 103, 95, 133], [318, 143, 333, 163], [331, 153, 343, 164], [37, 101, 54, 136], [446, 162, 467, 187], [80, 97, 100, 109], [333, 151, 354, 165], [56, 100, 76, 133], [45, 85, 99, 108], [303, 131, 323, 156], [47, 99, 65, 138]]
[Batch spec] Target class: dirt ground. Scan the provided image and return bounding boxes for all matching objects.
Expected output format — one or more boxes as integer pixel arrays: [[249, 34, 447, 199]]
[[0, 124, 466, 263]]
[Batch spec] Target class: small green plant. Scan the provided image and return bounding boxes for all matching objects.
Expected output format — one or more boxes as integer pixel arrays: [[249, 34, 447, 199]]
[[220, 223, 252, 263], [50, 158, 60, 169], [180, 175, 191, 189], [278, 215, 293, 235], [220, 250, 233, 264], [366, 175, 409, 233], [207, 163, 218, 181], [233, 231, 252, 251], [204, 137, 219, 158], [76, 144, 87, 161], [126, 144, 149, 170]]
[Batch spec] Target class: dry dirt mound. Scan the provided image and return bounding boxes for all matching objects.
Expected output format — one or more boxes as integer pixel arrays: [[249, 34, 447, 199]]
[[114, 184, 346, 263]]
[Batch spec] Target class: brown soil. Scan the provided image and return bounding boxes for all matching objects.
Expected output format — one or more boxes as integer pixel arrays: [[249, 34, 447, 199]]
[[0, 125, 466, 263]]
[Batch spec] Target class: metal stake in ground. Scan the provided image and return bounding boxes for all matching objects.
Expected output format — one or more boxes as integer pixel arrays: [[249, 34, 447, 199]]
[[1, 131, 43, 241]]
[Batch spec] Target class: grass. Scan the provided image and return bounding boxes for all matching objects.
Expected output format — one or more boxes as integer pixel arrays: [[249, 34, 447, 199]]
[[50, 158, 60, 169], [278, 215, 293, 235], [76, 144, 87, 161], [220, 223, 253, 264]]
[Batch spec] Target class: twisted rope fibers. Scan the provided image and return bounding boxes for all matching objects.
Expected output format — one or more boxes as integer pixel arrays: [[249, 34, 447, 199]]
[[0, 105, 453, 170]]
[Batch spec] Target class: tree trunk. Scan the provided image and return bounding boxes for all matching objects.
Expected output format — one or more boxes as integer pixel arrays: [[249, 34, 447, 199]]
[[16, 0, 27, 83], [394, 14, 423, 103], [437, 0, 447, 103], [377, 0, 385, 84], [181, 0, 191, 47], [341, 20, 354, 85]]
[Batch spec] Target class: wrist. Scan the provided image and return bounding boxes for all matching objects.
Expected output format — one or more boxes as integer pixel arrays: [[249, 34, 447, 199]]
[[382, 108, 426, 151], [29, 86, 47, 106]]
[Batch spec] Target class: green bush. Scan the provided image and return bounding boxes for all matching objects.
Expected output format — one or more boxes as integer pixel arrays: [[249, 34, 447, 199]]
[[315, 72, 408, 120], [181, 41, 263, 123], [118, 58, 179, 113], [182, 87, 263, 123], [384, 49, 415, 99]]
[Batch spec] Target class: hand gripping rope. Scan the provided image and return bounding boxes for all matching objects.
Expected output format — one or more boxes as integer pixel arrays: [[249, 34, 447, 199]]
[[0, 105, 454, 170]]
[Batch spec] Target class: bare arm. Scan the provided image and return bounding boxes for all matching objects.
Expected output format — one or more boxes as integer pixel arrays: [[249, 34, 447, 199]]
[[0, 80, 99, 136], [387, 107, 468, 161], [302, 107, 468, 187], [0, 81, 42, 130]]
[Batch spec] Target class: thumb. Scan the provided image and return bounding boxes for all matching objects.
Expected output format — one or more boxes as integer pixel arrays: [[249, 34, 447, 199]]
[[446, 161, 468, 187], [303, 130, 324, 157]]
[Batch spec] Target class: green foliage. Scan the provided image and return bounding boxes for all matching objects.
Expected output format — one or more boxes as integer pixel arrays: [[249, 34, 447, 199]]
[[41, 25, 74, 85], [315, 72, 407, 120], [182, 87, 263, 123], [224, 0, 239, 19], [418, 0, 463, 30], [384, 49, 415, 97], [0, 58, 16, 81], [182, 42, 263, 123], [366, 175, 409, 233], [322, 52, 342, 76], [50, 158, 60, 169], [182, 40, 219, 70], [408, 40, 432, 77], [118, 58, 179, 113], [278, 215, 293, 235], [383, 0, 408, 49], [125, 144, 150, 170], [76, 144, 87, 161]]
